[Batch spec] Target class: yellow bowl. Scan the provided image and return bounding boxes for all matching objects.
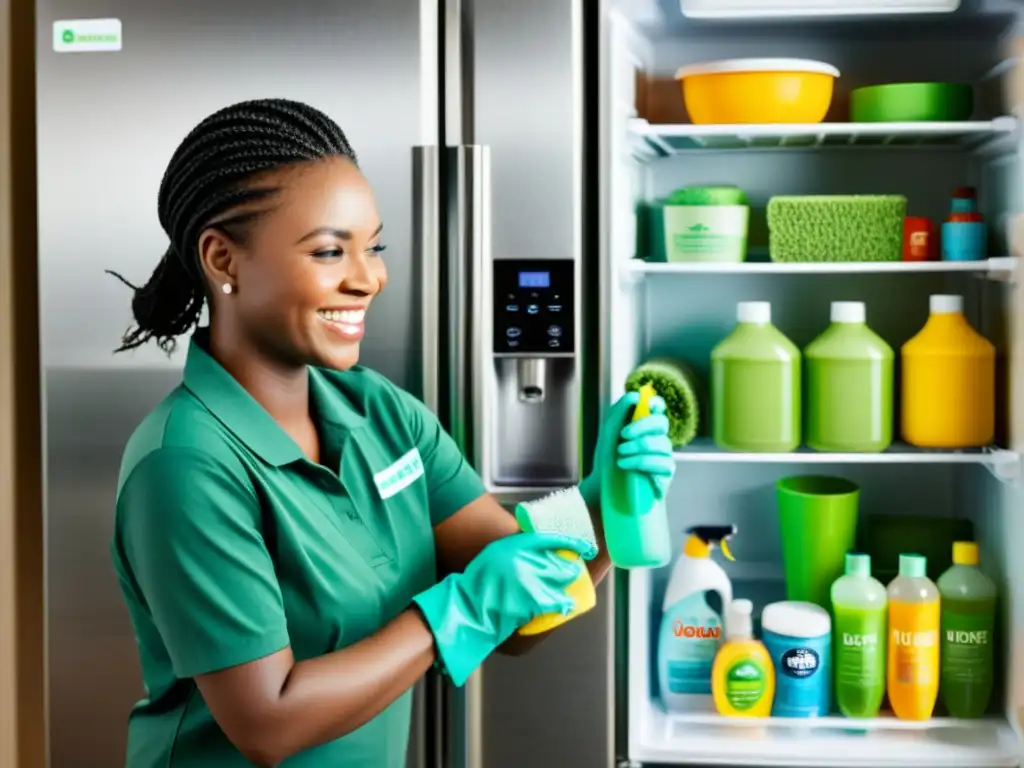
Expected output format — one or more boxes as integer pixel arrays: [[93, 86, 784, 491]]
[[675, 58, 839, 125]]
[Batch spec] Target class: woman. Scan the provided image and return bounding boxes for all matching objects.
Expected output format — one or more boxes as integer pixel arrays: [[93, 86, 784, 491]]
[[108, 99, 674, 768]]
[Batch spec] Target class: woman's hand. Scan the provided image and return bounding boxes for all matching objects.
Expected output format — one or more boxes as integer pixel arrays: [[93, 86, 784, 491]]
[[579, 391, 676, 508], [413, 531, 595, 685]]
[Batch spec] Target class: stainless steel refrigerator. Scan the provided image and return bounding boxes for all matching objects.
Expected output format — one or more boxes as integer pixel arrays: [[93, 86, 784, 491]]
[[36, 1, 610, 767]]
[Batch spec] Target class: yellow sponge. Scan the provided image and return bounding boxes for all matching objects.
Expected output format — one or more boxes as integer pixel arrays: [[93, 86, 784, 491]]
[[514, 486, 597, 636]]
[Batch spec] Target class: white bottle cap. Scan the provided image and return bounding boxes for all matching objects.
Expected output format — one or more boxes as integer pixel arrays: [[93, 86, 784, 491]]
[[726, 598, 754, 640], [831, 301, 865, 324], [737, 301, 771, 324], [761, 600, 831, 639], [930, 294, 963, 314]]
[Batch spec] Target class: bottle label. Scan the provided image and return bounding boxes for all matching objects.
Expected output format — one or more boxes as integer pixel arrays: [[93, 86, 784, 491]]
[[941, 610, 994, 684], [659, 593, 722, 695], [889, 602, 940, 686], [835, 611, 886, 689], [780, 648, 820, 679], [725, 659, 767, 712]]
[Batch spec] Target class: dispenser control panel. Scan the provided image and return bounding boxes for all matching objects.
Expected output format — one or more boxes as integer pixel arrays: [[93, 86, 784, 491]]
[[493, 258, 575, 354]]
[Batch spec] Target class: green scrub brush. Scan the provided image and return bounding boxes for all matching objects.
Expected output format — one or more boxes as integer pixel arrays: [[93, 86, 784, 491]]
[[514, 487, 597, 636], [625, 358, 702, 447], [767, 195, 906, 262]]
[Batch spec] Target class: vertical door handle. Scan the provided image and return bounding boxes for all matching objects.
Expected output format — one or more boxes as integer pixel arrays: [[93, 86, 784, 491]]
[[414, 145, 441, 414]]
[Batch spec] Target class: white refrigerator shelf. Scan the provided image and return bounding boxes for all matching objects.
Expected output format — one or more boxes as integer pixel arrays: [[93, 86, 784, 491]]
[[634, 707, 1021, 767], [672, 439, 1020, 481], [622, 256, 1018, 283], [627, 116, 1019, 156]]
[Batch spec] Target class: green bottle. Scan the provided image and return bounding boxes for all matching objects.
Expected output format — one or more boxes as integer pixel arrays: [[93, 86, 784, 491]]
[[938, 541, 997, 718], [831, 552, 887, 718], [805, 301, 894, 453], [711, 302, 801, 452]]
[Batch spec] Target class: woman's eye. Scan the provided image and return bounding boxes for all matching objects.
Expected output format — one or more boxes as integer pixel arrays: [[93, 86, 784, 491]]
[[312, 249, 342, 260], [368, 244, 388, 255]]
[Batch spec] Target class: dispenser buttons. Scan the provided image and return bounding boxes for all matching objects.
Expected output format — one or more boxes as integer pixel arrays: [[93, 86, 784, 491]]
[[527, 304, 540, 315], [548, 339, 561, 348], [547, 304, 562, 313], [505, 304, 519, 312], [547, 325, 562, 338], [506, 327, 522, 339]]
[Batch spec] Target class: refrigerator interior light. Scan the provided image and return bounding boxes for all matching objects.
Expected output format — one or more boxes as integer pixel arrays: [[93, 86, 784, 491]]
[[680, 0, 961, 19]]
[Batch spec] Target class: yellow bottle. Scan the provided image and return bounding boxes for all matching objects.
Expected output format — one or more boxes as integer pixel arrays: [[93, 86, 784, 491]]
[[901, 294, 995, 448], [887, 554, 940, 721], [711, 599, 774, 717]]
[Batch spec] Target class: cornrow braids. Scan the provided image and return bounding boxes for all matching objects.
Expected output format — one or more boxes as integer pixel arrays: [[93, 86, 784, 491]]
[[107, 98, 358, 354]]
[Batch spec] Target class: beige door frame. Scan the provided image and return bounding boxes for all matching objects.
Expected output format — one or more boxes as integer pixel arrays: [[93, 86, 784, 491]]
[[0, 0, 46, 766]]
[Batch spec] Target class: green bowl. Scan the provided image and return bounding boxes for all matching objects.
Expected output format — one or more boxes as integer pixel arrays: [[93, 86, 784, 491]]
[[850, 82, 974, 123]]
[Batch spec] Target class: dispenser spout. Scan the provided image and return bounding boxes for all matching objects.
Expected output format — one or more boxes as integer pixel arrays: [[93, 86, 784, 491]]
[[516, 358, 546, 404]]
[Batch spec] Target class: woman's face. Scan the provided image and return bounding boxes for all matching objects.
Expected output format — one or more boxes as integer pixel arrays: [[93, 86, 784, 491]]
[[202, 156, 388, 372]]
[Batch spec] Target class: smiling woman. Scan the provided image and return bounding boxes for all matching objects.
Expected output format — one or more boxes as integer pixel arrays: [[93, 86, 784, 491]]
[[104, 98, 674, 768]]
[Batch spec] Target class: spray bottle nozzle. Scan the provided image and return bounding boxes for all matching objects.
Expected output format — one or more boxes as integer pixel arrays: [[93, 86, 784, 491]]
[[684, 525, 737, 561]]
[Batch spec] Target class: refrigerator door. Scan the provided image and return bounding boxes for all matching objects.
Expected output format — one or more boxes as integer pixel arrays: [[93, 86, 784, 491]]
[[35, 1, 439, 765], [442, 1, 612, 767]]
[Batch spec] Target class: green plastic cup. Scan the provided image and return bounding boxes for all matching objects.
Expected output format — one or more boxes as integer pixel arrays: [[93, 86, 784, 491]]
[[777, 475, 860, 610]]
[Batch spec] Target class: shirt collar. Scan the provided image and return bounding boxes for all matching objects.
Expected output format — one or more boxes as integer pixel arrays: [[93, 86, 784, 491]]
[[182, 330, 364, 466]]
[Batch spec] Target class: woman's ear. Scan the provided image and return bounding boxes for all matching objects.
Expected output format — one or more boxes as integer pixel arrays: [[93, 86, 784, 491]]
[[198, 228, 237, 291]]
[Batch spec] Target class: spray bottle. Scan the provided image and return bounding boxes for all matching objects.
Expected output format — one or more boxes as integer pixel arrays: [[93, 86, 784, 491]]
[[601, 383, 673, 568], [657, 525, 737, 712]]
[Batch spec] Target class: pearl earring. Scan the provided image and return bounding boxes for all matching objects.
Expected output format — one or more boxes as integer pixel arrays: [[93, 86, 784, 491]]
[[221, 283, 233, 295]]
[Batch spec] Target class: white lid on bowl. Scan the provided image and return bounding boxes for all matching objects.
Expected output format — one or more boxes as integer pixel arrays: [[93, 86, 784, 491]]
[[675, 58, 840, 80], [831, 301, 865, 323], [737, 301, 771, 324]]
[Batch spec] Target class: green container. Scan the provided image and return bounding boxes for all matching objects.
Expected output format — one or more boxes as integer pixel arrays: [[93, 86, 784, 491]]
[[777, 475, 860, 611], [663, 186, 750, 263], [711, 302, 801, 452], [805, 302, 895, 453], [850, 82, 974, 123], [938, 542, 997, 719]]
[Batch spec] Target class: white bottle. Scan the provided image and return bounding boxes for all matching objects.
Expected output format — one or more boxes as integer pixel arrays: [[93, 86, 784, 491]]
[[657, 525, 736, 713]]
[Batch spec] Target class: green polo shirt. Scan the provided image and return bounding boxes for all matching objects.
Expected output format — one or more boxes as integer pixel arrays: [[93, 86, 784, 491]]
[[110, 331, 486, 767]]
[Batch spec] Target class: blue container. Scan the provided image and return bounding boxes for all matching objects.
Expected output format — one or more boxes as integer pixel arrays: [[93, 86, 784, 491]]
[[761, 601, 832, 718], [941, 221, 987, 262]]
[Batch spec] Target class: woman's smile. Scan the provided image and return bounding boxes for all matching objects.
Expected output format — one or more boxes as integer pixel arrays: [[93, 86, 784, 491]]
[[317, 307, 367, 341]]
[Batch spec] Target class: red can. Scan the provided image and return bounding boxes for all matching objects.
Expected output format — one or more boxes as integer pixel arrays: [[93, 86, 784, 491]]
[[903, 217, 936, 261]]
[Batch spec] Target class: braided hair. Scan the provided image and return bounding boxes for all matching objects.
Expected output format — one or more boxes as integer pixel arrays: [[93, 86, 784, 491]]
[[108, 98, 358, 354]]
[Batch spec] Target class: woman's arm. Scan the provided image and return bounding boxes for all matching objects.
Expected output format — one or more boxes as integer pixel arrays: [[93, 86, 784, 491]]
[[194, 610, 436, 767], [433, 492, 611, 655]]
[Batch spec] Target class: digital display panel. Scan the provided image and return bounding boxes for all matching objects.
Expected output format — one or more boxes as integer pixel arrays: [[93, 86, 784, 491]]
[[518, 271, 551, 289]]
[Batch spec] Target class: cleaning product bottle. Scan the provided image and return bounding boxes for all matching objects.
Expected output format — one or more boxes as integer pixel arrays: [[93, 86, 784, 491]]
[[657, 525, 736, 712], [805, 301, 894, 453], [831, 552, 887, 718], [711, 301, 801, 452], [601, 383, 672, 569], [901, 295, 995, 448], [711, 598, 774, 717], [938, 541, 997, 718], [887, 554, 940, 721]]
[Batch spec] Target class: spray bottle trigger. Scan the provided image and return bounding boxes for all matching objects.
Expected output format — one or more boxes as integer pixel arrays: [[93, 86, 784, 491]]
[[720, 538, 735, 562]]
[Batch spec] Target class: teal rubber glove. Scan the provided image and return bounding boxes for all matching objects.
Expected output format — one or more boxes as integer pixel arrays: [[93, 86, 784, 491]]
[[579, 391, 676, 508], [412, 531, 596, 686]]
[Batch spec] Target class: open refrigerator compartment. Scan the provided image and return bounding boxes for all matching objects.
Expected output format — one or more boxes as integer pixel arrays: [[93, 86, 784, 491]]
[[603, 8, 1024, 766], [624, 459, 1024, 767]]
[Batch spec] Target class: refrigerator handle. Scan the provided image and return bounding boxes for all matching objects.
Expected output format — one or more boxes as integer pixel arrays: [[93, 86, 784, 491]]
[[449, 144, 492, 481], [443, 143, 491, 768], [413, 145, 441, 413]]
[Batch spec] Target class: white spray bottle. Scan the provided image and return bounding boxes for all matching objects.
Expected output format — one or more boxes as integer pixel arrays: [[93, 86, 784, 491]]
[[657, 525, 736, 712]]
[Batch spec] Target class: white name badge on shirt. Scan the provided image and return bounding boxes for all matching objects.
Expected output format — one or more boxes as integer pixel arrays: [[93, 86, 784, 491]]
[[374, 448, 424, 500]]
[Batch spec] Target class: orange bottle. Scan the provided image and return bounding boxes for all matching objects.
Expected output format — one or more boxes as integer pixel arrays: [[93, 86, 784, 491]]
[[901, 294, 995, 448], [887, 554, 940, 721]]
